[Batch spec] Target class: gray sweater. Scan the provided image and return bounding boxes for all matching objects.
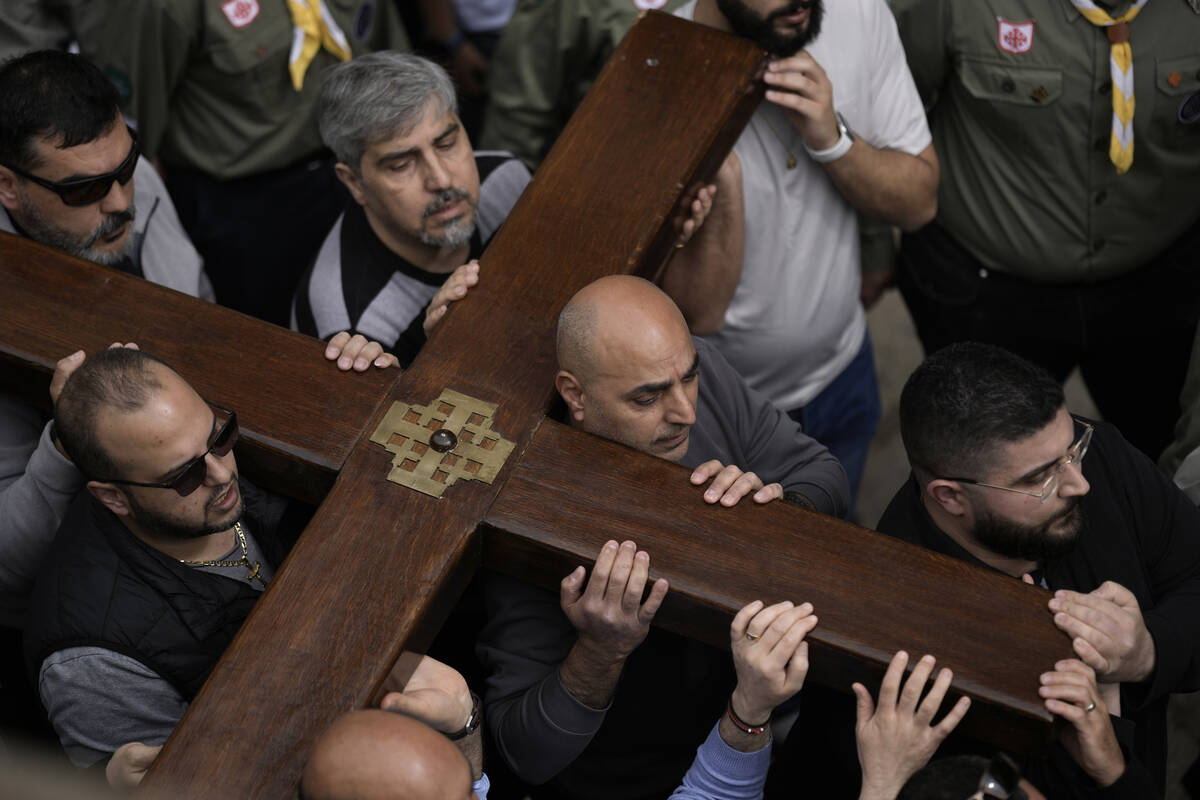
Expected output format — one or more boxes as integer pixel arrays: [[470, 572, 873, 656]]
[[0, 404, 82, 627], [477, 338, 848, 787]]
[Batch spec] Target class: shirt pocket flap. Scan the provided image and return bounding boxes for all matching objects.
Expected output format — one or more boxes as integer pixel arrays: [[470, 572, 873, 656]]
[[1157, 55, 1200, 96], [959, 58, 1064, 107]]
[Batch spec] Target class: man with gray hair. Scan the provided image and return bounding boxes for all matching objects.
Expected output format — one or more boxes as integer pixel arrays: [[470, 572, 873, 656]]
[[291, 51, 531, 368]]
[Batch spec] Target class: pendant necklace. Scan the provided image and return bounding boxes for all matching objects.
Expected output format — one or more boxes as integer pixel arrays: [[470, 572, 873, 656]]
[[180, 522, 266, 588]]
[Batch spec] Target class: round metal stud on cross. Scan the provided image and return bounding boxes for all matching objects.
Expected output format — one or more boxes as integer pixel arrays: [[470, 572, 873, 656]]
[[430, 428, 458, 453]]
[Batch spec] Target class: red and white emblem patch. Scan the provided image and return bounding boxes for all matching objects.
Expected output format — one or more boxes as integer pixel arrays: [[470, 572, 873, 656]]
[[221, 0, 260, 28], [633, 0, 669, 9], [996, 17, 1035, 54]]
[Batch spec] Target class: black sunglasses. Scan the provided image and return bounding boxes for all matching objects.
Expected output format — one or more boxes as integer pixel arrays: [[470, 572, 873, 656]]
[[975, 753, 1027, 800], [98, 406, 239, 497], [4, 126, 140, 206]]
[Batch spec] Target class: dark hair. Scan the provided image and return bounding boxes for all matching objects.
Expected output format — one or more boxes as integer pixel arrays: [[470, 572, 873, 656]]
[[898, 754, 991, 799], [54, 348, 171, 480], [900, 342, 1064, 479], [0, 50, 121, 171]]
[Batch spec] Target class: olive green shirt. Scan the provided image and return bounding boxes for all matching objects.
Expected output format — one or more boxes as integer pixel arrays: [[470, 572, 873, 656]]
[[0, 0, 104, 60], [89, 0, 409, 180], [480, 0, 688, 170], [893, 0, 1200, 282]]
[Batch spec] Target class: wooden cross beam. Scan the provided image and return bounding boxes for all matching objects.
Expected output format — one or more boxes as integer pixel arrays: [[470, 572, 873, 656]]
[[0, 14, 1070, 798]]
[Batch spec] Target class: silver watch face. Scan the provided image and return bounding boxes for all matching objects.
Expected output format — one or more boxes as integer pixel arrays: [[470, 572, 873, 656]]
[[835, 112, 853, 141]]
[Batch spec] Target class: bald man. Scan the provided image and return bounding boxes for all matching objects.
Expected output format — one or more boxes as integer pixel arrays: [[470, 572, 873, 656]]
[[302, 711, 484, 800], [475, 276, 848, 798]]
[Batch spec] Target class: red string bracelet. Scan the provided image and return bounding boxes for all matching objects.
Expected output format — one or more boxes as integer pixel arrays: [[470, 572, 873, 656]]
[[726, 700, 770, 735]]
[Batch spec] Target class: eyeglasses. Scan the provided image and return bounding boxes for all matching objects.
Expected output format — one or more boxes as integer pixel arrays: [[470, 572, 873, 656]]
[[98, 405, 239, 497], [943, 421, 1093, 504], [970, 753, 1027, 799], [3, 126, 140, 206]]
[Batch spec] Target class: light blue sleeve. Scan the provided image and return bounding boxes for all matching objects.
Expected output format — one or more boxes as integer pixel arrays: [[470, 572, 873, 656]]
[[669, 721, 771, 800]]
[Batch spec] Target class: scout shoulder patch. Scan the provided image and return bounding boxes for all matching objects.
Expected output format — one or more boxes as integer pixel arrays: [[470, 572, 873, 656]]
[[221, 0, 260, 28], [996, 17, 1035, 54]]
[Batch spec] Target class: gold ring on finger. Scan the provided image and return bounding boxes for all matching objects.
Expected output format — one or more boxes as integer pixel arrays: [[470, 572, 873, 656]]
[[1084, 700, 1097, 713], [745, 632, 761, 642]]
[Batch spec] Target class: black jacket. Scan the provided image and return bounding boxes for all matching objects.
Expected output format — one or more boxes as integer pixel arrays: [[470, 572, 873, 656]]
[[877, 420, 1200, 797], [24, 480, 300, 700]]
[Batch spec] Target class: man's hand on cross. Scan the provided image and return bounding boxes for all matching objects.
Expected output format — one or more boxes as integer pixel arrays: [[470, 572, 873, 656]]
[[1049, 581, 1156, 684], [424, 260, 480, 335], [762, 52, 840, 152], [673, 182, 717, 248], [558, 540, 669, 708], [106, 742, 162, 791], [380, 653, 474, 735], [324, 332, 400, 372], [853, 651, 971, 800], [690, 460, 783, 506], [728, 599, 817, 727], [1039, 659, 1126, 787]]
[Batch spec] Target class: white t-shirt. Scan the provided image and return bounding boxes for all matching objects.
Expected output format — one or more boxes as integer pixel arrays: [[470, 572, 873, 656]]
[[677, 0, 930, 409], [451, 0, 517, 33]]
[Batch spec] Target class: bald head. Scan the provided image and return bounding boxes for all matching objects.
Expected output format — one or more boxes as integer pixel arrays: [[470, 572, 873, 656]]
[[556, 275, 691, 380], [555, 276, 700, 461], [301, 710, 472, 800]]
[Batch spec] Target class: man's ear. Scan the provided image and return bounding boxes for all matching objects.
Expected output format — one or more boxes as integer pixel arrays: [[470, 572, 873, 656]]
[[555, 370, 586, 423], [334, 162, 367, 206], [0, 166, 22, 211], [87, 481, 132, 517], [925, 478, 969, 517]]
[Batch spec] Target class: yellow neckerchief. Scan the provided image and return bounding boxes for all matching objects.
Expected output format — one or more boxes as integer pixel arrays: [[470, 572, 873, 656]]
[[1067, 0, 1148, 173], [285, 0, 352, 92]]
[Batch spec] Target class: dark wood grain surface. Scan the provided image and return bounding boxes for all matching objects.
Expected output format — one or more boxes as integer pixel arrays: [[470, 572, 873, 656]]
[[139, 14, 770, 797], [0, 231, 395, 503], [484, 420, 1072, 754]]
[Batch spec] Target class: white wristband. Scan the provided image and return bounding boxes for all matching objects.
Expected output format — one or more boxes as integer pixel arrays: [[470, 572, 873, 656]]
[[804, 113, 854, 164]]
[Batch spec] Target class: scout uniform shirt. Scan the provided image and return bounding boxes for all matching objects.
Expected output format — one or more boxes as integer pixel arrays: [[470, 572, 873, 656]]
[[87, 0, 410, 180], [893, 0, 1200, 281], [480, 0, 689, 170]]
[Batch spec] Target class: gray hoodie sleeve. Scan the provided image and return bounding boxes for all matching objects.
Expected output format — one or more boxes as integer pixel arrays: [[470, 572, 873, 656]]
[[39, 646, 187, 767], [476, 572, 609, 784], [688, 338, 850, 517], [0, 400, 84, 623]]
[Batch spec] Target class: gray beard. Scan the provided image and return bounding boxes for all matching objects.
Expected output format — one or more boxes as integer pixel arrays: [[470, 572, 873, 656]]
[[15, 190, 137, 266], [419, 188, 476, 248]]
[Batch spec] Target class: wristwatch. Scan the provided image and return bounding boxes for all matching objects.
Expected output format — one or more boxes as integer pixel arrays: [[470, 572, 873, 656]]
[[804, 112, 854, 164], [447, 692, 481, 741]]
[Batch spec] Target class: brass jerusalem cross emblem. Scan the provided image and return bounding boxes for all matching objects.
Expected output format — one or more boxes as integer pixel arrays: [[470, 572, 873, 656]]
[[369, 389, 515, 498]]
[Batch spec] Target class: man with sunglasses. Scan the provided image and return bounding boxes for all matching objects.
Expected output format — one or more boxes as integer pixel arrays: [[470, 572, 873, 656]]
[[873, 342, 1200, 795], [22, 347, 306, 770], [0, 50, 212, 300]]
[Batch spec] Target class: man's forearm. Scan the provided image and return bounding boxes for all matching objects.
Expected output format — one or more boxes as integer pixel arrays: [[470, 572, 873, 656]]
[[559, 638, 628, 709], [659, 158, 745, 335], [456, 727, 484, 782], [823, 142, 938, 232]]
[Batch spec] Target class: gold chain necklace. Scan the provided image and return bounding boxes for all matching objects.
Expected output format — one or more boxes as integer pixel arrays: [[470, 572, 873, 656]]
[[761, 115, 799, 169], [180, 522, 266, 587]]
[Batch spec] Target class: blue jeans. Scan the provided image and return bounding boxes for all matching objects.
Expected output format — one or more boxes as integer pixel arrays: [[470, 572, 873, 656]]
[[788, 333, 880, 514]]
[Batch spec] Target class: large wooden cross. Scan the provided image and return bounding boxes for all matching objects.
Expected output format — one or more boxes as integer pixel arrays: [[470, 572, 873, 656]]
[[0, 14, 1070, 797]]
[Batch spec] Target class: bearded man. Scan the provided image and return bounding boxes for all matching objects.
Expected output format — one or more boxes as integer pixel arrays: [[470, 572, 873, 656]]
[[876, 342, 1200, 794], [23, 348, 308, 768], [663, 0, 937, 509], [0, 50, 211, 299], [292, 51, 531, 369]]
